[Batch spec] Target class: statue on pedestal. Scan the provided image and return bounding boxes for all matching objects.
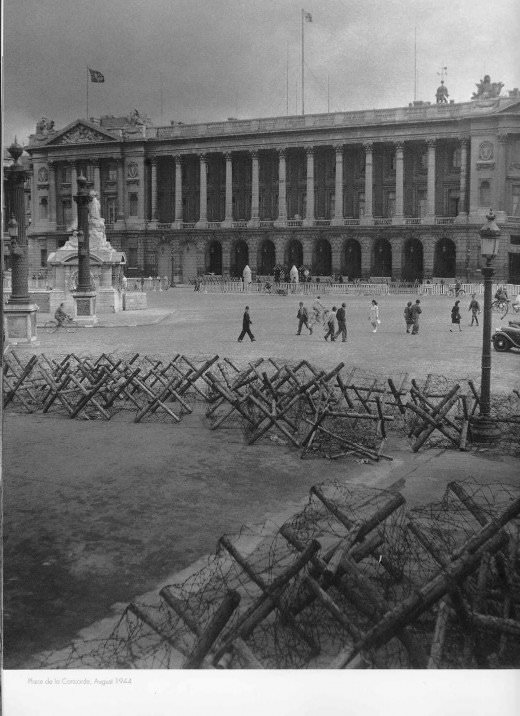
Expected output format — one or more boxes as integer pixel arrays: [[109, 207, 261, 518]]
[[472, 75, 503, 100], [436, 80, 449, 104]]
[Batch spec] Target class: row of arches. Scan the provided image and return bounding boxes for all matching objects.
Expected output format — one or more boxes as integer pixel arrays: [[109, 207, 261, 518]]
[[204, 237, 458, 279]]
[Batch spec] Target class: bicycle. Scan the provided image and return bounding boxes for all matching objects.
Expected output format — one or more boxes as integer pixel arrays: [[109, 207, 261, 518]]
[[43, 317, 79, 334], [447, 286, 466, 298], [491, 299, 510, 320]]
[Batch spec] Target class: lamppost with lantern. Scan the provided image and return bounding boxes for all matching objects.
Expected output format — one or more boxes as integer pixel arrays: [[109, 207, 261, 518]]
[[469, 209, 502, 442], [3, 140, 39, 344], [71, 173, 98, 324]]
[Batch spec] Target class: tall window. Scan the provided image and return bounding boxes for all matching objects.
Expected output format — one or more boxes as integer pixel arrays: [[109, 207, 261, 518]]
[[357, 192, 365, 218], [40, 248, 48, 267], [448, 190, 460, 216], [452, 148, 462, 169], [104, 197, 117, 224], [479, 180, 491, 207], [417, 189, 427, 217], [107, 164, 117, 182], [128, 247, 138, 267], [39, 197, 48, 220], [61, 166, 72, 184], [385, 191, 396, 217], [129, 193, 138, 216], [62, 198, 72, 227], [512, 185, 520, 215]]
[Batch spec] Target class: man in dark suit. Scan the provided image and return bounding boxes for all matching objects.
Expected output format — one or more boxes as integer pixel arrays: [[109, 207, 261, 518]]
[[334, 302, 347, 342], [237, 306, 255, 342]]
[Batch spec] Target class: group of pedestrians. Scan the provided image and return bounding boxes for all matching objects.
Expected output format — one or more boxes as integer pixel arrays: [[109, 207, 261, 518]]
[[403, 300, 422, 334]]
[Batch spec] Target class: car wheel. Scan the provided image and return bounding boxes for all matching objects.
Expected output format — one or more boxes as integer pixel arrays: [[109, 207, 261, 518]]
[[493, 335, 511, 352]]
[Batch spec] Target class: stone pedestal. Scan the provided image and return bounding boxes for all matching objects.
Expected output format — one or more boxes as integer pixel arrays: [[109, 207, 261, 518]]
[[4, 303, 39, 345], [72, 291, 98, 326]]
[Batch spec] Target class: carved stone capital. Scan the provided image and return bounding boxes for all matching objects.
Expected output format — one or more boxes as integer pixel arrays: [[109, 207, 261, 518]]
[[224, 151, 233, 162], [497, 132, 509, 144], [198, 153, 207, 163], [278, 147, 287, 159], [305, 146, 315, 156], [333, 143, 344, 154], [363, 142, 373, 153], [149, 155, 158, 165], [249, 149, 259, 159], [173, 154, 183, 166], [394, 141, 404, 153], [426, 138, 437, 149], [459, 137, 470, 148]]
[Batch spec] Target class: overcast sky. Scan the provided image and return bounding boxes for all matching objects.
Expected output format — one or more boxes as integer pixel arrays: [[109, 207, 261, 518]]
[[3, 0, 519, 145]]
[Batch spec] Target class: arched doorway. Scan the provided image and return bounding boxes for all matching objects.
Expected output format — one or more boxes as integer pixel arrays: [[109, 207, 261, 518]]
[[287, 239, 303, 269], [434, 237, 456, 277], [207, 240, 222, 274], [232, 240, 249, 277], [344, 239, 361, 279], [372, 239, 392, 277], [314, 238, 332, 276], [402, 238, 424, 281], [258, 239, 275, 275], [182, 242, 198, 282]]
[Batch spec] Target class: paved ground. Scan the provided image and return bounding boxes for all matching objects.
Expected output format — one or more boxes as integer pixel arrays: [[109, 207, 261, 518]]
[[3, 287, 520, 668]]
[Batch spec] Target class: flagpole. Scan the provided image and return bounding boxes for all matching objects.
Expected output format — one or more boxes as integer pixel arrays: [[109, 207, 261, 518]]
[[301, 9, 305, 115], [86, 67, 89, 119]]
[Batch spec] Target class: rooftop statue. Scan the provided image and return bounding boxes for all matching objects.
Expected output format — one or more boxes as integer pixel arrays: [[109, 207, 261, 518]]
[[472, 75, 503, 100], [436, 80, 449, 104], [35, 117, 55, 136]]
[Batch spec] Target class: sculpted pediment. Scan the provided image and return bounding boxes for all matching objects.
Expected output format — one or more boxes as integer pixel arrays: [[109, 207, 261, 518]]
[[47, 121, 119, 146]]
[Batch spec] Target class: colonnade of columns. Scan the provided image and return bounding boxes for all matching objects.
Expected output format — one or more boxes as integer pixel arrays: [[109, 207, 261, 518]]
[[157, 137, 469, 228]]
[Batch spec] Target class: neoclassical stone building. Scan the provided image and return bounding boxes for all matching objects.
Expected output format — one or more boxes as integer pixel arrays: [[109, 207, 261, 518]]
[[26, 92, 520, 283]]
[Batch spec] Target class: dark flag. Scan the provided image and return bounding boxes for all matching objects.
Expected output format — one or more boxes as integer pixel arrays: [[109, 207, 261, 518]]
[[88, 68, 105, 83]]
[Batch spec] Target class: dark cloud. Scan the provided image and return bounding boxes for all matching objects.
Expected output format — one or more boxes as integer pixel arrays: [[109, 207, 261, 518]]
[[3, 0, 518, 145]]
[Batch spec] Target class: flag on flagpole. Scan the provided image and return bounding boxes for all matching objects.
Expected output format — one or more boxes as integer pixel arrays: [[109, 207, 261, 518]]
[[88, 68, 105, 83], [303, 10, 312, 22]]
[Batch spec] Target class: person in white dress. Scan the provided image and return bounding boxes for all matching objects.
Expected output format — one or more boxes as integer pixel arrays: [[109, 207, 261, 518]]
[[369, 299, 380, 332]]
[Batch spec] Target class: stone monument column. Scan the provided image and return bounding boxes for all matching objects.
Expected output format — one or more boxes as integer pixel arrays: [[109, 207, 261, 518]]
[[71, 174, 98, 325], [274, 148, 287, 226], [331, 144, 344, 226], [248, 150, 260, 227], [361, 143, 373, 224], [174, 155, 183, 227], [303, 146, 315, 226], [223, 152, 233, 227], [195, 153, 208, 228]]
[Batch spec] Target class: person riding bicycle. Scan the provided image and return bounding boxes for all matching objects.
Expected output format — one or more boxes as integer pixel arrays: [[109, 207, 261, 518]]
[[495, 286, 508, 303], [54, 303, 71, 327], [454, 280, 462, 296]]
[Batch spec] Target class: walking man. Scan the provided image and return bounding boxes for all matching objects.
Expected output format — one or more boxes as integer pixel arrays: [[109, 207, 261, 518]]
[[334, 303, 347, 342], [404, 301, 413, 333], [410, 299, 422, 335], [237, 306, 255, 342], [468, 294, 481, 326], [296, 302, 312, 335], [324, 307, 337, 341]]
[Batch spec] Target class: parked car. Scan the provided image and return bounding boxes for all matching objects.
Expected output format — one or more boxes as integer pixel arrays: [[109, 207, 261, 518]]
[[492, 321, 520, 352]]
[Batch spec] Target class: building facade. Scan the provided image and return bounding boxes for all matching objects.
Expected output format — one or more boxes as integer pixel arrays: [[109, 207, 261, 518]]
[[25, 93, 520, 284]]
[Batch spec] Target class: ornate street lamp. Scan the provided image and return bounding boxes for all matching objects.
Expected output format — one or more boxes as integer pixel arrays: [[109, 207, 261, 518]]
[[3, 140, 38, 344], [469, 209, 501, 442], [71, 173, 97, 324]]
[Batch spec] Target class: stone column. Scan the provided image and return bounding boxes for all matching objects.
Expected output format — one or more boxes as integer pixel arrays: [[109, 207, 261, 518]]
[[71, 163, 78, 226], [394, 142, 404, 221], [221, 239, 231, 276], [150, 156, 158, 222], [116, 159, 125, 222], [331, 236, 343, 275], [456, 138, 469, 220], [195, 153, 208, 228], [247, 236, 258, 274], [426, 139, 436, 219], [331, 144, 344, 226], [303, 146, 315, 226], [136, 157, 146, 223], [48, 161, 57, 227], [303, 239, 313, 269], [423, 235, 435, 276], [274, 148, 287, 226], [174, 155, 183, 227], [223, 152, 233, 227], [248, 150, 260, 227], [391, 237, 404, 280], [92, 160, 101, 197], [360, 237, 372, 277], [496, 133, 508, 213], [361, 143, 373, 224]]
